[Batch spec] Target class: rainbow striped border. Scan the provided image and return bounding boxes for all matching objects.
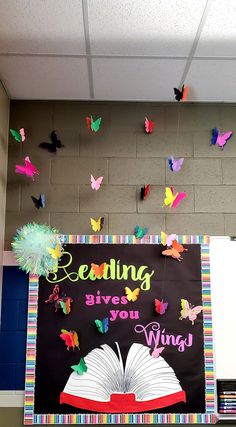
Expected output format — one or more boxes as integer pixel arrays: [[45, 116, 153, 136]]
[[24, 235, 217, 425]]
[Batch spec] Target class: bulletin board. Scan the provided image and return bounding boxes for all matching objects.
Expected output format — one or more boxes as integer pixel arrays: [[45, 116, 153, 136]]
[[24, 235, 216, 425]]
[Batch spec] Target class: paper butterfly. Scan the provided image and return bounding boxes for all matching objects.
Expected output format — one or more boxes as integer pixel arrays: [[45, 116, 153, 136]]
[[39, 130, 64, 153], [60, 329, 79, 350], [134, 225, 148, 239], [31, 193, 45, 209], [60, 298, 73, 315], [151, 344, 165, 358], [90, 217, 104, 232], [15, 156, 39, 180], [124, 287, 140, 302], [174, 84, 189, 102], [95, 317, 109, 334], [45, 284, 61, 307], [91, 174, 103, 191], [10, 128, 25, 142], [144, 117, 154, 134], [71, 358, 87, 375], [172, 240, 188, 253], [162, 247, 183, 261], [155, 298, 168, 315], [91, 262, 107, 278], [140, 184, 150, 200], [179, 299, 203, 325], [168, 156, 184, 172], [47, 243, 61, 259], [163, 186, 187, 208], [161, 231, 177, 247], [86, 116, 102, 132], [210, 127, 233, 150]]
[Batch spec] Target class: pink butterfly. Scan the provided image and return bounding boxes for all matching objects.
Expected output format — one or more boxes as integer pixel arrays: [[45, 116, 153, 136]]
[[151, 345, 165, 358], [168, 156, 184, 172], [155, 298, 168, 315], [161, 231, 177, 247], [91, 174, 103, 191], [144, 117, 154, 134], [216, 131, 233, 150], [15, 156, 39, 180], [19, 128, 26, 142], [179, 299, 203, 325]]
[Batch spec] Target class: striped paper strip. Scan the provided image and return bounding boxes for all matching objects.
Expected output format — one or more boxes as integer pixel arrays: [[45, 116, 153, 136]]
[[24, 235, 216, 424]]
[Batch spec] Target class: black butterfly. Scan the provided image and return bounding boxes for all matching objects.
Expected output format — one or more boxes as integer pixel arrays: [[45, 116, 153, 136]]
[[31, 194, 45, 209], [39, 130, 64, 153], [173, 84, 188, 102]]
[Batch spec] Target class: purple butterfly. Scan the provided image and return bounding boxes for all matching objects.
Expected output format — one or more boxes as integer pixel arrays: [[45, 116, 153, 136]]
[[211, 127, 233, 150], [168, 156, 184, 172]]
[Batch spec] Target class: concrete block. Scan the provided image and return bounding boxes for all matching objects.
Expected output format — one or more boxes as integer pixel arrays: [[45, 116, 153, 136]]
[[5, 211, 50, 248], [51, 158, 108, 184], [0, 408, 24, 427], [166, 213, 225, 235], [21, 184, 78, 212], [179, 105, 221, 131], [80, 185, 136, 213], [195, 185, 236, 213], [10, 101, 53, 129], [220, 105, 236, 132], [166, 159, 222, 185], [193, 131, 236, 157], [51, 213, 108, 235], [138, 186, 194, 213], [109, 104, 165, 131], [137, 131, 193, 158], [80, 131, 136, 158], [7, 155, 51, 185], [6, 184, 20, 211], [225, 214, 236, 235], [109, 213, 165, 235], [109, 159, 165, 185], [222, 159, 236, 184]]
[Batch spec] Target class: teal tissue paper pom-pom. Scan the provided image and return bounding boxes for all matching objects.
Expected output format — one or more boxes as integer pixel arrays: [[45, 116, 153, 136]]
[[12, 222, 63, 276]]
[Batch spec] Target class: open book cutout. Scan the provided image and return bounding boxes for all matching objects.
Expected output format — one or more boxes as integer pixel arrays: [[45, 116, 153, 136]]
[[60, 342, 186, 413]]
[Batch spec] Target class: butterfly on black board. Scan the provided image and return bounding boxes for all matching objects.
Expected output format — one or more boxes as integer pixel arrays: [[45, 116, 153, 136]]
[[173, 84, 189, 102], [31, 193, 45, 209], [39, 130, 64, 153]]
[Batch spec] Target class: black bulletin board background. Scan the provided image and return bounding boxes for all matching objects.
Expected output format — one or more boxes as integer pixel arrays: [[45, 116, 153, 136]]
[[34, 243, 205, 414]]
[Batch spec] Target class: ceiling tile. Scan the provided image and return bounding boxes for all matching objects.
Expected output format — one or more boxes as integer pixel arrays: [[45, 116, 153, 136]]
[[0, 56, 90, 99], [196, 0, 236, 57], [88, 0, 207, 56], [186, 59, 236, 101], [92, 58, 186, 100], [0, 0, 85, 54]]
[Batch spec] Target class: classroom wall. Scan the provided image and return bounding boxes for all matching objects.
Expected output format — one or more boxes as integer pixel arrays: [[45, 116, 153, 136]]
[[0, 82, 9, 307], [5, 101, 236, 251]]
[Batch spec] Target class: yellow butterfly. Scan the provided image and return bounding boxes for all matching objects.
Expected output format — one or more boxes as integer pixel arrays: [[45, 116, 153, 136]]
[[163, 187, 176, 208], [47, 244, 61, 259], [90, 217, 104, 232], [124, 287, 140, 302]]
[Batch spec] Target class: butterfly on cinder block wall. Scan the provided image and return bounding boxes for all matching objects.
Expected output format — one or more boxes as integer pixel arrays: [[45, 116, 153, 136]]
[[86, 116, 102, 132], [10, 128, 25, 142], [39, 130, 64, 153], [140, 184, 150, 200], [90, 217, 104, 232], [15, 156, 39, 180], [161, 231, 177, 247], [210, 127, 233, 150], [168, 156, 184, 172], [144, 117, 154, 134], [134, 226, 148, 239], [31, 193, 45, 209], [90, 174, 103, 191], [174, 84, 189, 102], [163, 186, 187, 209]]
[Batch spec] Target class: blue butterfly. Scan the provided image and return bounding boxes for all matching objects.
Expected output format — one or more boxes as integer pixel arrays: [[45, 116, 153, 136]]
[[210, 127, 219, 146], [95, 317, 109, 333], [134, 226, 148, 239]]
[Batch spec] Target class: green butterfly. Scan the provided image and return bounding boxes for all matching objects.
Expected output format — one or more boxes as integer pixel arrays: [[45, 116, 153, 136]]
[[91, 116, 102, 132], [10, 128, 25, 142], [95, 317, 109, 333], [134, 226, 148, 239], [71, 358, 87, 375]]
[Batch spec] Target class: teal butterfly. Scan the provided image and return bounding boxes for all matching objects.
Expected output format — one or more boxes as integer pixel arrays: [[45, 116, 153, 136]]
[[95, 317, 109, 333], [134, 225, 148, 239], [71, 358, 87, 375], [86, 116, 102, 132]]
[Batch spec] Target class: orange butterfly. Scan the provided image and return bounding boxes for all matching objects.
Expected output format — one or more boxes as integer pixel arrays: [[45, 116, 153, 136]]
[[162, 247, 182, 262], [172, 240, 188, 253], [91, 262, 107, 278]]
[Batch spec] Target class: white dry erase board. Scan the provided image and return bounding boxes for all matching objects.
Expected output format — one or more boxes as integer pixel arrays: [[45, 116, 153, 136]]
[[210, 236, 236, 379]]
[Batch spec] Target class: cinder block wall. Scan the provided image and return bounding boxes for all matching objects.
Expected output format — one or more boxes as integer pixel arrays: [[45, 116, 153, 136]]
[[5, 101, 236, 249]]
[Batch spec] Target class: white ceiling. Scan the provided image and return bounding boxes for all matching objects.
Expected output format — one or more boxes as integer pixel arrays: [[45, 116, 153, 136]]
[[0, 0, 236, 101]]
